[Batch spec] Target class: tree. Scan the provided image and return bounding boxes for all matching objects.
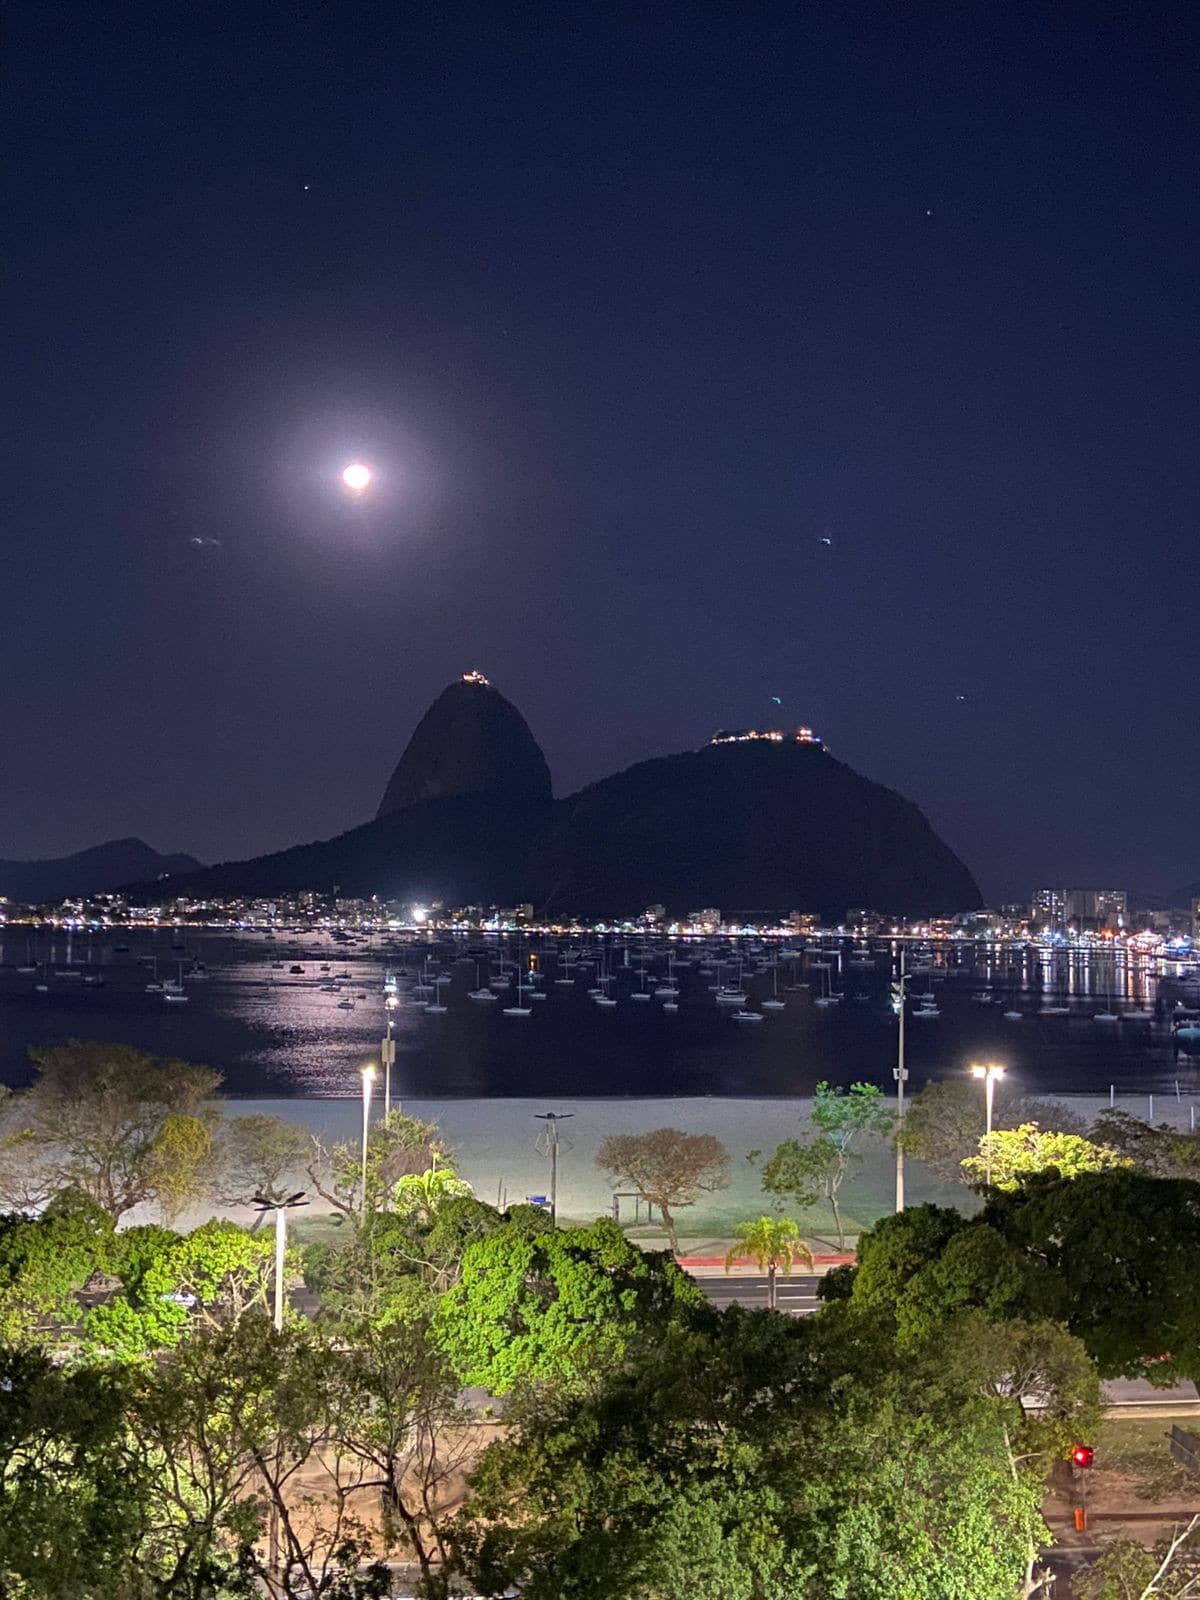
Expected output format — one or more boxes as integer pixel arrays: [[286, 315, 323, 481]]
[[761, 1081, 893, 1250], [0, 1191, 115, 1349], [218, 1113, 311, 1218], [725, 1217, 813, 1310], [843, 1173, 1200, 1384], [130, 1316, 393, 1599], [898, 1079, 1085, 1184], [392, 1165, 474, 1226], [0, 1348, 150, 1598], [435, 1215, 705, 1394], [83, 1219, 283, 1357], [1091, 1110, 1200, 1181], [0, 1040, 222, 1222], [1075, 1516, 1200, 1600], [962, 1123, 1131, 1189], [595, 1128, 730, 1254], [307, 1110, 449, 1219], [445, 1303, 1079, 1600]]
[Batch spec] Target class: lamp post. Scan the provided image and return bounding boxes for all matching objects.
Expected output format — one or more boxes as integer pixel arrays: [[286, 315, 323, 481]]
[[382, 994, 398, 1119], [250, 1188, 308, 1576], [891, 948, 911, 1212], [971, 1062, 1006, 1186], [360, 1065, 377, 1213], [534, 1112, 574, 1225]]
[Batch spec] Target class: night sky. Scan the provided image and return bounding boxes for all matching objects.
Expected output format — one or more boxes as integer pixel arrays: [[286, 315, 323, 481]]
[[4, 1, 1198, 902]]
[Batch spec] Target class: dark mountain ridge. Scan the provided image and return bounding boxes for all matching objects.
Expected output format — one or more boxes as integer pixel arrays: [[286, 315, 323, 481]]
[[0, 838, 202, 904], [132, 676, 981, 917]]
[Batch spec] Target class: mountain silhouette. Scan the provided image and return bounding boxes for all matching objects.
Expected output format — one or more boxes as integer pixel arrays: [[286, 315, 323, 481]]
[[0, 838, 202, 904], [377, 672, 552, 817], [129, 678, 981, 919]]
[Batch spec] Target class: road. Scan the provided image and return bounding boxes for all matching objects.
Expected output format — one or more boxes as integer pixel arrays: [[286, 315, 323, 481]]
[[697, 1274, 823, 1314]]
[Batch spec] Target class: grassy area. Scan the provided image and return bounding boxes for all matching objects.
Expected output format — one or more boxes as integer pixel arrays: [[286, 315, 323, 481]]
[[1097, 1417, 1200, 1503]]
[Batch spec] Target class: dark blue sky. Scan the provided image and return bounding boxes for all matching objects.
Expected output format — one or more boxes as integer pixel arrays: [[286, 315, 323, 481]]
[[3, 1, 1198, 901]]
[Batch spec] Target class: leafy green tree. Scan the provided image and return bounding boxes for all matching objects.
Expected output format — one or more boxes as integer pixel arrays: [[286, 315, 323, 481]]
[[0, 1191, 114, 1348], [0, 1348, 150, 1598], [0, 1040, 222, 1222], [217, 1112, 311, 1217], [844, 1204, 1033, 1343], [595, 1128, 730, 1254], [132, 1317, 399, 1599], [392, 1165, 474, 1225], [898, 1079, 1084, 1184], [843, 1174, 1200, 1384], [761, 1081, 893, 1250], [83, 1219, 282, 1357], [724, 1216, 813, 1309], [1091, 1110, 1200, 1181], [435, 1215, 705, 1394], [445, 1304, 1079, 1600], [307, 1110, 449, 1218], [962, 1122, 1131, 1189]]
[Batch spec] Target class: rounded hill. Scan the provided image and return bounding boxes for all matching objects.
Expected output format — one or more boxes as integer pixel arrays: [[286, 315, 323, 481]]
[[377, 673, 552, 818], [543, 739, 981, 920]]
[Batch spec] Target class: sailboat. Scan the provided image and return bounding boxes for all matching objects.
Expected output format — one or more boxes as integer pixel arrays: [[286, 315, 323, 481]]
[[761, 965, 785, 1011], [813, 965, 839, 1008], [1093, 951, 1119, 1023], [503, 968, 532, 1017], [469, 960, 497, 1002]]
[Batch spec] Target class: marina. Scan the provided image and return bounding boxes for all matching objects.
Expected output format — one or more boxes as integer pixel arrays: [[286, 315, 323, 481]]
[[1, 926, 1197, 1101]]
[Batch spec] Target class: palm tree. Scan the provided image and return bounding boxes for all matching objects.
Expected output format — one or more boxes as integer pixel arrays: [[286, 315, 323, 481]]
[[724, 1216, 815, 1310], [391, 1165, 473, 1225]]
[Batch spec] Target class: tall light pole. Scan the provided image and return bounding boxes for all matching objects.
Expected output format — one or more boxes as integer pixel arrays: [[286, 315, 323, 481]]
[[891, 948, 911, 1211], [534, 1112, 574, 1225], [360, 1064, 377, 1213], [382, 994, 398, 1119], [971, 1062, 1006, 1186], [251, 1188, 308, 1577]]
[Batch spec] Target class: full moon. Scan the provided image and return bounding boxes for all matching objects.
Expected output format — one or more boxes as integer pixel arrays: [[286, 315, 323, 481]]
[[342, 462, 372, 491]]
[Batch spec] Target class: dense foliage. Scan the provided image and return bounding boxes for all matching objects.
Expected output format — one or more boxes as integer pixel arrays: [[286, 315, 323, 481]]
[[0, 1057, 1194, 1597]]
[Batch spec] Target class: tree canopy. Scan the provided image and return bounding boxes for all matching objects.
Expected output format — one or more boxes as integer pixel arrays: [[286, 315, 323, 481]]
[[0, 1040, 221, 1223], [595, 1128, 730, 1253], [962, 1123, 1131, 1189], [837, 1173, 1200, 1383], [435, 1214, 705, 1393]]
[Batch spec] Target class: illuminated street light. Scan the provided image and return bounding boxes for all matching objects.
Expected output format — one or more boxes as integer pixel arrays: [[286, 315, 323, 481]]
[[382, 992, 398, 1119], [342, 462, 372, 492], [360, 1064, 377, 1212], [971, 1062, 1006, 1185]]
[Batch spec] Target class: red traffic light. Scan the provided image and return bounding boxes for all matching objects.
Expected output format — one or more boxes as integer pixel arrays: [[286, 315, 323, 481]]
[[1071, 1445, 1095, 1469]]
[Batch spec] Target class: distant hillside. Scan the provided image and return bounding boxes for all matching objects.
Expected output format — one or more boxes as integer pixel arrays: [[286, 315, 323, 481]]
[[540, 742, 980, 920], [139, 741, 980, 920], [142, 797, 553, 907], [0, 838, 202, 904]]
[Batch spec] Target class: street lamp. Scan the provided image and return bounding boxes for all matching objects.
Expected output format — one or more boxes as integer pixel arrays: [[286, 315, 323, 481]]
[[382, 994, 398, 1119], [250, 1188, 308, 1578], [891, 948, 912, 1212], [250, 1190, 310, 1331], [971, 1063, 1006, 1185], [533, 1112, 574, 1225], [360, 1064, 377, 1213]]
